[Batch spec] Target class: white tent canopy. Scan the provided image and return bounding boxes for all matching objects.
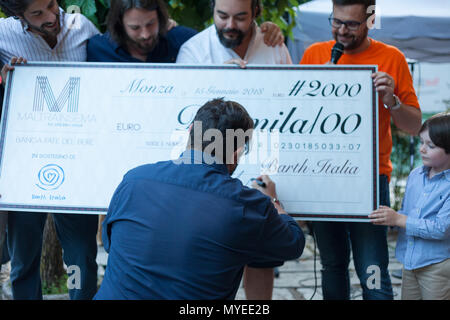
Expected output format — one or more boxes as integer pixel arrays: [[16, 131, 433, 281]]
[[288, 0, 450, 64]]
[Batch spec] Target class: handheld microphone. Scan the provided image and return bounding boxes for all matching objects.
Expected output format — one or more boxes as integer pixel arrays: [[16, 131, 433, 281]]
[[330, 42, 344, 64]]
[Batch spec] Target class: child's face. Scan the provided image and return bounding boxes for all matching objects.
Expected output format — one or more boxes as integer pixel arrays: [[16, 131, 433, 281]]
[[419, 129, 450, 172]]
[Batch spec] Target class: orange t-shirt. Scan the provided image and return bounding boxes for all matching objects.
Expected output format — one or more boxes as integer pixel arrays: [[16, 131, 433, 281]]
[[300, 39, 420, 180]]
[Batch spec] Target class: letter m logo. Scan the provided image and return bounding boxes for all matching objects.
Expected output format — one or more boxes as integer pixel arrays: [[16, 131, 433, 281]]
[[33, 76, 80, 112]]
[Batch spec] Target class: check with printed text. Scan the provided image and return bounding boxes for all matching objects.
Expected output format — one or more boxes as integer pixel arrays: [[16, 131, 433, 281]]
[[0, 63, 378, 221]]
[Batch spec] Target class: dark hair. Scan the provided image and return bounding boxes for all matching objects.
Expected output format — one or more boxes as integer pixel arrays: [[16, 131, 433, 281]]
[[332, 0, 376, 16], [210, 0, 262, 18], [0, 0, 34, 17], [419, 112, 450, 154], [107, 0, 169, 47], [189, 98, 254, 163]]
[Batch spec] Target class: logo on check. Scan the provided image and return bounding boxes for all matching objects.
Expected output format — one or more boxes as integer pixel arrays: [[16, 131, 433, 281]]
[[33, 76, 80, 113], [36, 164, 65, 190]]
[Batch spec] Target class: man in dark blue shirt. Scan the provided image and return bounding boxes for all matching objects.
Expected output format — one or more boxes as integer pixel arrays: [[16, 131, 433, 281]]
[[87, 26, 195, 63], [87, 0, 197, 63], [95, 98, 305, 299]]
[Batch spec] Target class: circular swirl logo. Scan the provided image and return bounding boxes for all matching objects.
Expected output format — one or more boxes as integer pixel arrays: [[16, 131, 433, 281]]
[[36, 164, 65, 190]]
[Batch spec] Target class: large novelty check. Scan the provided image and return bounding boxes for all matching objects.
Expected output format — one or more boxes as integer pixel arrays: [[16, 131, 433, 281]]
[[0, 63, 378, 221]]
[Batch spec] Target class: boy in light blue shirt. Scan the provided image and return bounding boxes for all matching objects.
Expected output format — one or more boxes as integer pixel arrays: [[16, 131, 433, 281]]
[[370, 112, 450, 300]]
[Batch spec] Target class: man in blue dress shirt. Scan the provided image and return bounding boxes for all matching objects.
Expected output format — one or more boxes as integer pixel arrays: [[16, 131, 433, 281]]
[[95, 98, 305, 299]]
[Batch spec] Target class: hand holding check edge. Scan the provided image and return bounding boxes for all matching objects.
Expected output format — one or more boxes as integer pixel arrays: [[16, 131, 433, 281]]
[[369, 205, 407, 228], [1, 56, 27, 88]]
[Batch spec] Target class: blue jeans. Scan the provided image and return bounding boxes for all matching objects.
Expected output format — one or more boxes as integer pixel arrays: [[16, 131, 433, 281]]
[[7, 212, 98, 300], [311, 175, 394, 300]]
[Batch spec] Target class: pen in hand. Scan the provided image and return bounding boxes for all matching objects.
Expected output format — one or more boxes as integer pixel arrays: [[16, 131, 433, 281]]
[[250, 178, 266, 188]]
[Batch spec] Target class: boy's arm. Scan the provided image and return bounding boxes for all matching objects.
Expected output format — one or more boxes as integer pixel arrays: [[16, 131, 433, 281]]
[[405, 198, 450, 240], [369, 206, 407, 228], [370, 201, 450, 240]]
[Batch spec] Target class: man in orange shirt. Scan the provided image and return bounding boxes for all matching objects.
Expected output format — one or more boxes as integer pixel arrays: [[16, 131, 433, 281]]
[[300, 0, 421, 300]]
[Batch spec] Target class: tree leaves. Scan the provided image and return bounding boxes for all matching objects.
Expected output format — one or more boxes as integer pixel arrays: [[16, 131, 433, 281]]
[[56, 0, 310, 36], [261, 0, 303, 39], [58, 0, 108, 30]]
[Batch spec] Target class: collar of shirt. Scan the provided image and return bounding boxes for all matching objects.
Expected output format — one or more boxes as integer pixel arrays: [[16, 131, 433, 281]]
[[105, 32, 170, 63], [420, 165, 450, 181], [103, 31, 127, 54], [177, 149, 229, 175], [226, 21, 258, 61]]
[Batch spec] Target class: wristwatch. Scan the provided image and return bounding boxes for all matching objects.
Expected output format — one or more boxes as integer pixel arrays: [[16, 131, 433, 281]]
[[384, 94, 401, 111], [272, 197, 284, 209]]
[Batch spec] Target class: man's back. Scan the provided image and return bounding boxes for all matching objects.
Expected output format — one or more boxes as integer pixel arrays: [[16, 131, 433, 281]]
[[96, 150, 303, 299]]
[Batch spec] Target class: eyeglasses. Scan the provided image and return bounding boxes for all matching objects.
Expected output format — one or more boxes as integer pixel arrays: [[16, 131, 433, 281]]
[[328, 15, 366, 31]]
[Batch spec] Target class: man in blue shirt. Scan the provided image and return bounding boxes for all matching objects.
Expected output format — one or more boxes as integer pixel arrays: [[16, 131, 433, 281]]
[[95, 98, 305, 299], [87, 0, 196, 63]]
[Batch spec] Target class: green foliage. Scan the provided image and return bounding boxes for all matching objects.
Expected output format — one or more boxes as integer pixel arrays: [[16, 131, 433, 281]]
[[390, 125, 420, 211], [42, 274, 69, 295], [260, 0, 303, 40], [58, 0, 110, 31], [443, 99, 450, 111], [167, 0, 306, 37], [166, 0, 213, 32], [56, 0, 309, 35]]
